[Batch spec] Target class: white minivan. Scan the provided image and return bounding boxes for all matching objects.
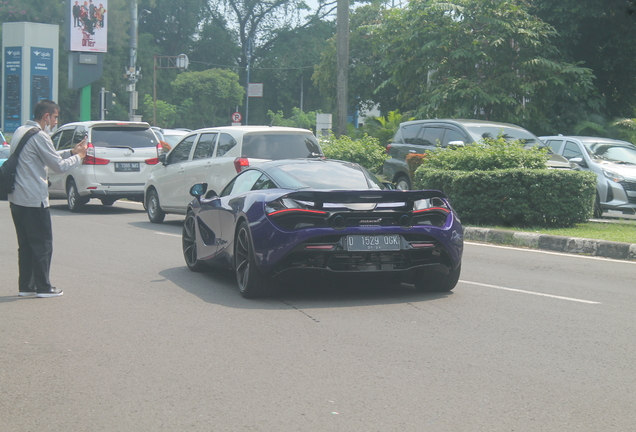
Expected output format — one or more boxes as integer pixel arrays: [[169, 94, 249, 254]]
[[144, 126, 323, 223], [49, 121, 160, 211]]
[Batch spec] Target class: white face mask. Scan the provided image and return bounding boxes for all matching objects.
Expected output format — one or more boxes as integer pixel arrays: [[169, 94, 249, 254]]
[[43, 115, 53, 135]]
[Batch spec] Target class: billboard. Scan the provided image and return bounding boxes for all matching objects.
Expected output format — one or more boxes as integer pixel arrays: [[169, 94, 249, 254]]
[[69, 0, 108, 52], [31, 48, 53, 116], [4, 47, 22, 132]]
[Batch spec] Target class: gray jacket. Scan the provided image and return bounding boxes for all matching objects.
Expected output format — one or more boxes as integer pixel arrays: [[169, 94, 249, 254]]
[[9, 120, 81, 208]]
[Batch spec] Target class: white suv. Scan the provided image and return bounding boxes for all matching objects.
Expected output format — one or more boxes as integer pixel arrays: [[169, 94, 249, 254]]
[[49, 121, 160, 211], [144, 125, 323, 223]]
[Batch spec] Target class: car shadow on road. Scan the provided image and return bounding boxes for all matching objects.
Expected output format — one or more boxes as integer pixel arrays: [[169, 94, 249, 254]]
[[158, 266, 453, 310], [49, 202, 145, 215]]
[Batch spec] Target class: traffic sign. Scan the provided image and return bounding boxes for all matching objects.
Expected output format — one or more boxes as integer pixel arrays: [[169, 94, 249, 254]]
[[232, 112, 242, 123]]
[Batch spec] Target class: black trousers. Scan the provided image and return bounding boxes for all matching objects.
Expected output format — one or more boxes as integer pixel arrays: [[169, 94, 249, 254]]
[[10, 203, 53, 292]]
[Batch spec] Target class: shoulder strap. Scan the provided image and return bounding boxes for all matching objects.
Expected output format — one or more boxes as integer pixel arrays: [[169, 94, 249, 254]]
[[12, 127, 41, 157]]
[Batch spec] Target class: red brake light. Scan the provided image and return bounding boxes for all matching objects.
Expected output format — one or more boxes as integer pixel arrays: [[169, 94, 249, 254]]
[[145, 158, 160, 165], [234, 157, 249, 173], [386, 144, 391, 154], [83, 143, 110, 165]]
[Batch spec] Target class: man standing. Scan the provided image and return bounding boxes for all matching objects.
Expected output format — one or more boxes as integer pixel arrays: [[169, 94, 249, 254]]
[[9, 100, 87, 298], [72, 1, 81, 27]]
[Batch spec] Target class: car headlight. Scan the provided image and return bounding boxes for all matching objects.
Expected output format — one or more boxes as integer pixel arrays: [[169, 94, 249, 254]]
[[603, 169, 625, 182]]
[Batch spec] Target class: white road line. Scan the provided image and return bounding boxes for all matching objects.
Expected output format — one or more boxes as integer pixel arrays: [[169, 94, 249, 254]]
[[465, 241, 636, 265], [460, 280, 601, 304], [155, 232, 181, 238]]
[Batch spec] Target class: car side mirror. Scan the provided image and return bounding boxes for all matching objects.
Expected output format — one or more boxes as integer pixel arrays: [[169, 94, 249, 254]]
[[204, 190, 219, 199], [447, 140, 465, 147], [159, 153, 167, 165], [190, 183, 208, 198], [569, 157, 587, 168]]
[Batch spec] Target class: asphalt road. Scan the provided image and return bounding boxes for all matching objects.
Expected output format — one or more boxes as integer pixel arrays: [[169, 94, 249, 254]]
[[1, 199, 635, 431]]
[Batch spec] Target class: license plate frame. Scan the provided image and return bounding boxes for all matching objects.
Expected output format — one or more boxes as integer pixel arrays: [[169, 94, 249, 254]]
[[346, 234, 401, 251], [114, 162, 140, 172]]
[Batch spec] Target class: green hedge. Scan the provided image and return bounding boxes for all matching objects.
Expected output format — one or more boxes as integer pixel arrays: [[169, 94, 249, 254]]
[[320, 134, 389, 174], [414, 168, 597, 227]]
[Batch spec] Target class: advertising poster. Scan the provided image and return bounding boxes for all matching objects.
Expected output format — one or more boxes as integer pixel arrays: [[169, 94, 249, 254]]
[[69, 0, 108, 52], [31, 47, 53, 116], [4, 47, 22, 132]]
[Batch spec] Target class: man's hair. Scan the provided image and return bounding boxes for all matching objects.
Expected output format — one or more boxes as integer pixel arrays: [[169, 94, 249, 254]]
[[33, 100, 60, 120]]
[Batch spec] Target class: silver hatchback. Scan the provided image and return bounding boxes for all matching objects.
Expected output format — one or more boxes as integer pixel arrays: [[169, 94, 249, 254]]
[[541, 135, 636, 217]]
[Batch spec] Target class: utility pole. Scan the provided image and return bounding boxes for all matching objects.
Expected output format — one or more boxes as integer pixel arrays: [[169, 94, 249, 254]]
[[336, 0, 349, 137], [127, 0, 141, 121]]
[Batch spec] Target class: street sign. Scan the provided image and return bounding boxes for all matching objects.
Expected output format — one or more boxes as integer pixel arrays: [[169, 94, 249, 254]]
[[232, 112, 242, 123]]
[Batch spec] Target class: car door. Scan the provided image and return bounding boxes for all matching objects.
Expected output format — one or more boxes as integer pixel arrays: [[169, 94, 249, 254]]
[[48, 126, 77, 196], [207, 132, 240, 194], [184, 132, 218, 202], [157, 134, 196, 210]]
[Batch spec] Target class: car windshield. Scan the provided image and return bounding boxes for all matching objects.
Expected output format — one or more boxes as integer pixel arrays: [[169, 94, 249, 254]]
[[162, 133, 187, 147], [241, 133, 323, 159], [464, 125, 543, 149], [581, 140, 636, 164], [267, 162, 382, 190], [91, 127, 158, 149]]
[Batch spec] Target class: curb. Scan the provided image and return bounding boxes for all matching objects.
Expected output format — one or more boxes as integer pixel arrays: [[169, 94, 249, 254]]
[[464, 227, 636, 261]]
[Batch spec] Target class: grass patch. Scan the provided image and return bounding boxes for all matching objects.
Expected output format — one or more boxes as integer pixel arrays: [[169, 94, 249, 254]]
[[468, 219, 636, 243]]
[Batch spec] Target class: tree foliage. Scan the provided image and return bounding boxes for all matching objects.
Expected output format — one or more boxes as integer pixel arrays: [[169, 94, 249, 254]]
[[171, 68, 245, 128], [379, 0, 599, 135]]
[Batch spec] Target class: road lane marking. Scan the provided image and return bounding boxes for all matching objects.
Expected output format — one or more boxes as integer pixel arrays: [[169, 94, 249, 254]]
[[155, 232, 181, 238], [466, 241, 636, 265], [460, 280, 601, 304]]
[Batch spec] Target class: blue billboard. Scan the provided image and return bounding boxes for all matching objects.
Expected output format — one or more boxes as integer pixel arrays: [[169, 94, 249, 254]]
[[4, 47, 22, 132], [31, 47, 53, 118]]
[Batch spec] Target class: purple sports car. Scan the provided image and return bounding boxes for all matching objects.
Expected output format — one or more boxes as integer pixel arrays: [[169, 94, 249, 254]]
[[182, 159, 463, 298]]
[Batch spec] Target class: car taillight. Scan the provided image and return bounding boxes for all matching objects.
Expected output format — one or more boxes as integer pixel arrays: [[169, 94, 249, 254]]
[[145, 157, 160, 165], [386, 144, 391, 154], [266, 197, 329, 230], [234, 157, 249, 173], [83, 143, 110, 165]]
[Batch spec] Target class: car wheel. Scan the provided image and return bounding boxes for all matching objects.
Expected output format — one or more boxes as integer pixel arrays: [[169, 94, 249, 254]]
[[66, 179, 87, 212], [415, 265, 461, 292], [182, 211, 207, 272], [146, 189, 166, 223], [100, 198, 117, 206], [234, 221, 272, 298], [395, 175, 411, 191], [593, 194, 604, 218]]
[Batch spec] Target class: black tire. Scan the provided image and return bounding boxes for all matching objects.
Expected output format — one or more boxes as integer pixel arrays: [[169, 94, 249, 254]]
[[100, 198, 117, 206], [395, 175, 411, 191], [182, 211, 207, 272], [146, 189, 166, 223], [414, 265, 461, 292], [66, 179, 87, 212], [593, 194, 604, 218], [234, 221, 272, 298]]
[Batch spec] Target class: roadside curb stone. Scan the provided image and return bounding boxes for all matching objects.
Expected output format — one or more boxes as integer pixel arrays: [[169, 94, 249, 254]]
[[464, 227, 636, 261]]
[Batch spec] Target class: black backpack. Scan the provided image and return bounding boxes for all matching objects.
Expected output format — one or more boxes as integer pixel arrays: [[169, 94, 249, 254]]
[[0, 128, 40, 196]]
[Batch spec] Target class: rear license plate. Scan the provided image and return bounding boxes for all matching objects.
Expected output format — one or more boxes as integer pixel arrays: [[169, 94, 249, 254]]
[[346, 235, 401, 251], [114, 162, 140, 172]]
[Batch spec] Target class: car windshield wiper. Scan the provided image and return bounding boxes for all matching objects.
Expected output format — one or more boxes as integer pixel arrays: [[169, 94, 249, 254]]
[[107, 145, 135, 153]]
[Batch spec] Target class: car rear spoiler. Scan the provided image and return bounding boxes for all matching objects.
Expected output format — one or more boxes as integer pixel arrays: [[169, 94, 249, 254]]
[[283, 189, 448, 205]]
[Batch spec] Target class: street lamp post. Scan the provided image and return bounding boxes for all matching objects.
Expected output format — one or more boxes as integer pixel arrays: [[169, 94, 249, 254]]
[[153, 54, 189, 126]]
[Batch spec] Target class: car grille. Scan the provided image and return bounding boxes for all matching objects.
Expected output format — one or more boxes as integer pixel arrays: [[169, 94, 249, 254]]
[[620, 181, 636, 192]]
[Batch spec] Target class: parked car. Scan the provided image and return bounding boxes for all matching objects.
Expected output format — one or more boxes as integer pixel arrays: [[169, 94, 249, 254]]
[[1, 130, 8, 146], [151, 127, 190, 149], [540, 135, 636, 217], [383, 119, 570, 190], [48, 121, 161, 211], [144, 125, 324, 223], [182, 159, 464, 298]]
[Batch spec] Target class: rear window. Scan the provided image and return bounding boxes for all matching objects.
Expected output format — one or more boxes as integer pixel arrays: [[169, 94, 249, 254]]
[[269, 162, 379, 190], [241, 133, 322, 160], [91, 127, 158, 149]]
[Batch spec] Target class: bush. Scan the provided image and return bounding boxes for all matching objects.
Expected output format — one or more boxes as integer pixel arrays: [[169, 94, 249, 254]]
[[420, 136, 550, 171], [320, 134, 389, 174], [406, 153, 428, 179], [414, 168, 597, 227], [267, 108, 319, 130]]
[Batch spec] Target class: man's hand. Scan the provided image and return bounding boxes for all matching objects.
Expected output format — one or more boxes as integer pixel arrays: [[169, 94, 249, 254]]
[[72, 137, 88, 158]]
